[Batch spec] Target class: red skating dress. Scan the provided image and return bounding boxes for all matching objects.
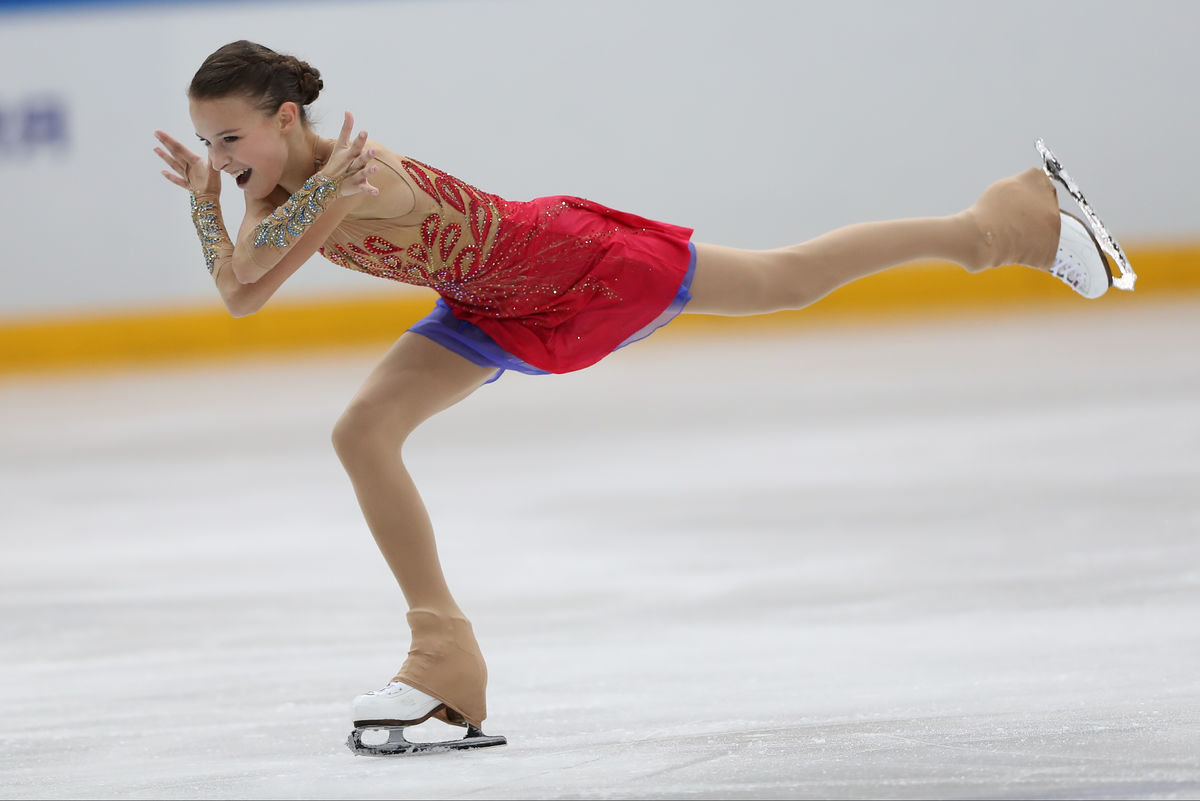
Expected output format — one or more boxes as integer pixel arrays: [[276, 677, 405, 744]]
[[318, 151, 694, 374]]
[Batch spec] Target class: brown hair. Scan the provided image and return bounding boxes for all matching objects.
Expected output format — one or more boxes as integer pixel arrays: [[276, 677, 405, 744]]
[[189, 41, 323, 122]]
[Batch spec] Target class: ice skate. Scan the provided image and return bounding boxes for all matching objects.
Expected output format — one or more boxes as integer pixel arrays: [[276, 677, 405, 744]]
[[1036, 138, 1136, 292], [967, 143, 1131, 300], [346, 680, 507, 757], [1049, 210, 1112, 299]]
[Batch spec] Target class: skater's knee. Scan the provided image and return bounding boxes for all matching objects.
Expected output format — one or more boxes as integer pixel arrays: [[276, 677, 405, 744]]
[[734, 250, 813, 313], [331, 395, 417, 464]]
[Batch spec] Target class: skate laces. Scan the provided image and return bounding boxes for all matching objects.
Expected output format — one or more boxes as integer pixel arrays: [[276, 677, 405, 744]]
[[1050, 248, 1089, 293], [367, 680, 412, 696]]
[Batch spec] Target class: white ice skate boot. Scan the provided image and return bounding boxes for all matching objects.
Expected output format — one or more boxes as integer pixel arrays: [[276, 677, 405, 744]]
[[1037, 138, 1137, 295], [352, 680, 443, 726], [1049, 211, 1112, 299], [347, 681, 507, 757]]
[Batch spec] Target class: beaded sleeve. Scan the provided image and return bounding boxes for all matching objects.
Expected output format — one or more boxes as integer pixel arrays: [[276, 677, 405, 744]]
[[252, 174, 339, 249], [189, 193, 233, 276]]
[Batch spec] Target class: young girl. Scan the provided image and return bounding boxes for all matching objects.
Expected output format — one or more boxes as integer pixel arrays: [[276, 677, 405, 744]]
[[154, 40, 1115, 755]]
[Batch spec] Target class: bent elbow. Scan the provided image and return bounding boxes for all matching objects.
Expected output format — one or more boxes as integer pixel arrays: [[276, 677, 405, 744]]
[[225, 297, 260, 318], [231, 258, 262, 285]]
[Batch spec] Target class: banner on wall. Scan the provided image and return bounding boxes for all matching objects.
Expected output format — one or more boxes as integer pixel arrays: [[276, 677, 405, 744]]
[[0, 95, 68, 158]]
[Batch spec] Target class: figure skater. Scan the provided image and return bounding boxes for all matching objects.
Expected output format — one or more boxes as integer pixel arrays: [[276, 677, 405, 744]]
[[153, 41, 1122, 756]]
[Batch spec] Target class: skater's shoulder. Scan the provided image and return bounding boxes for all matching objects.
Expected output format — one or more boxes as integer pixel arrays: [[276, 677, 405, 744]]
[[340, 141, 423, 223]]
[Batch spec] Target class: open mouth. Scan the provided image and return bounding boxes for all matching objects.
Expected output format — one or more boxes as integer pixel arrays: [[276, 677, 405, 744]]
[[234, 168, 252, 187]]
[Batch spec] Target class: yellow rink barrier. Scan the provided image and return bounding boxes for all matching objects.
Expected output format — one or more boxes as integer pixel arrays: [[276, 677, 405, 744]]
[[2, 244, 1197, 375]]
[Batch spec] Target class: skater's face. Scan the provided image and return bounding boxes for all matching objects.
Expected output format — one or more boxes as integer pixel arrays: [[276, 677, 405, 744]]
[[189, 94, 298, 200]]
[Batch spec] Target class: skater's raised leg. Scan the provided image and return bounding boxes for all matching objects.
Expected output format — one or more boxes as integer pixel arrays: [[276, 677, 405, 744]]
[[687, 167, 1108, 315], [332, 333, 498, 732]]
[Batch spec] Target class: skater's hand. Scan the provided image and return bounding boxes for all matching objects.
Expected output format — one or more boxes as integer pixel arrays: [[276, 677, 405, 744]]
[[154, 130, 222, 196], [319, 112, 379, 198]]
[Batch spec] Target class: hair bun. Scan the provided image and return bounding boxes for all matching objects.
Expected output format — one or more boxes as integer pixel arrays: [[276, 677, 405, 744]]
[[283, 54, 323, 106], [191, 42, 324, 123]]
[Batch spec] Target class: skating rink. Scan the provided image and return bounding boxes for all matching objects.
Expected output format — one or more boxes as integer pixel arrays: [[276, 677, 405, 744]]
[[2, 300, 1198, 800]]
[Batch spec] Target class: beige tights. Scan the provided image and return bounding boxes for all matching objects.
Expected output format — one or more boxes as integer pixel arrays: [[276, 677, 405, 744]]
[[332, 334, 496, 728], [332, 169, 1061, 729], [687, 167, 1061, 316]]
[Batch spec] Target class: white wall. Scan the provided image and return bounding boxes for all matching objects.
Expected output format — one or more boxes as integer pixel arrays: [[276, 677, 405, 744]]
[[1, 0, 1196, 318]]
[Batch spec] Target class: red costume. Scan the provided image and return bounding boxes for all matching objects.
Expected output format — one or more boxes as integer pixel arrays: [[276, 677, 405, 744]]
[[318, 153, 694, 373]]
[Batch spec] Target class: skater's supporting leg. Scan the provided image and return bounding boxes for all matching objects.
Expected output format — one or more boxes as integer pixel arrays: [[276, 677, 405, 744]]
[[332, 333, 497, 726], [332, 333, 495, 615], [687, 168, 1061, 316]]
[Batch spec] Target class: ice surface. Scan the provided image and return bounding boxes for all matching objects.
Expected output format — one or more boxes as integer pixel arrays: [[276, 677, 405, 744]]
[[1, 302, 1198, 799]]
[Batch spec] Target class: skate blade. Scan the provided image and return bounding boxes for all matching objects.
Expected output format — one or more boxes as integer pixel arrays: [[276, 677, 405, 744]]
[[347, 724, 507, 757], [1036, 138, 1136, 291]]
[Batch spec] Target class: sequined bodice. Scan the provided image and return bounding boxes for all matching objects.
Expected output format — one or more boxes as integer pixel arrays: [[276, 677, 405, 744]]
[[317, 147, 695, 373], [319, 153, 631, 321], [320, 157, 502, 301]]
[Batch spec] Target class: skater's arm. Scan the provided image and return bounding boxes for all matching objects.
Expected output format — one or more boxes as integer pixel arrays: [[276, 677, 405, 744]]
[[156, 114, 378, 316], [155, 131, 307, 315], [227, 174, 362, 286], [225, 182, 361, 285], [228, 114, 377, 285], [209, 196, 316, 316], [161, 170, 345, 317], [173, 189, 316, 317]]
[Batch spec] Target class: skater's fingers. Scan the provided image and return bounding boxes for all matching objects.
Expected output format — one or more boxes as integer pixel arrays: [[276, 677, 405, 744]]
[[161, 170, 189, 189], [357, 166, 380, 196], [335, 111, 355, 149], [346, 131, 368, 164], [155, 130, 198, 161], [154, 146, 185, 174], [326, 136, 370, 186], [154, 129, 180, 150], [349, 148, 375, 175], [338, 167, 379, 198]]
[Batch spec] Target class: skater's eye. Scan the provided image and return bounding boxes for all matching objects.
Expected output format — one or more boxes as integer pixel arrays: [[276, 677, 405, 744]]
[[194, 135, 240, 147]]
